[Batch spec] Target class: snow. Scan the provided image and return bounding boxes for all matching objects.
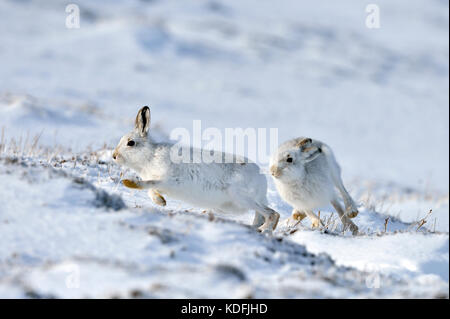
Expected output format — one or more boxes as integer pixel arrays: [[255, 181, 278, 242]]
[[0, 0, 448, 298], [288, 230, 449, 281], [0, 151, 447, 298]]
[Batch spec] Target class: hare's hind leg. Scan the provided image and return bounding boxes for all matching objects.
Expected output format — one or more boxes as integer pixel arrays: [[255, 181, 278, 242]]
[[255, 205, 280, 232], [324, 148, 359, 218], [148, 189, 166, 206], [238, 197, 279, 231], [227, 188, 279, 232], [333, 177, 358, 218], [331, 199, 358, 235], [244, 200, 279, 232], [252, 212, 265, 228], [335, 180, 359, 219]]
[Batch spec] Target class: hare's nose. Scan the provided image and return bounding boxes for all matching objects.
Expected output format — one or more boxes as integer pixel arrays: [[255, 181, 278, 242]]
[[270, 165, 280, 178], [112, 151, 118, 160]]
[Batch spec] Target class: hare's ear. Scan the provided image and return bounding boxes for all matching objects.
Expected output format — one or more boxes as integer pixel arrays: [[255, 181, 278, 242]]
[[296, 138, 312, 149], [302, 146, 322, 163], [135, 106, 151, 137]]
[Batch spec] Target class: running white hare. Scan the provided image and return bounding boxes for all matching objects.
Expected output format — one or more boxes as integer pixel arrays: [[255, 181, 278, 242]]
[[113, 106, 280, 232], [269, 137, 359, 235]]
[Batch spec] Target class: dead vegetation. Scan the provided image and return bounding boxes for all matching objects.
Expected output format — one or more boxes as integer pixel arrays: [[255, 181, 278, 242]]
[[281, 207, 446, 238], [1, 132, 447, 238]]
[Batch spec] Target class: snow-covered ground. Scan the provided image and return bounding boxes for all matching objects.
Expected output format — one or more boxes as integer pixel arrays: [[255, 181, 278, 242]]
[[0, 0, 448, 298], [0, 152, 447, 298]]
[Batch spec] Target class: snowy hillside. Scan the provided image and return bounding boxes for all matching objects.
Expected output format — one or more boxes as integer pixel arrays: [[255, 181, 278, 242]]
[[0, 150, 447, 298], [0, 0, 448, 298]]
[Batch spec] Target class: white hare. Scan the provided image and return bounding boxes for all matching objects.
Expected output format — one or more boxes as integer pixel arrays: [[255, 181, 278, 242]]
[[113, 106, 280, 231], [269, 137, 359, 235]]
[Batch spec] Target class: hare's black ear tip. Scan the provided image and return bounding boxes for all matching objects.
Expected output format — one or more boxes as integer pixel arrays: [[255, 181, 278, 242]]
[[141, 106, 150, 112]]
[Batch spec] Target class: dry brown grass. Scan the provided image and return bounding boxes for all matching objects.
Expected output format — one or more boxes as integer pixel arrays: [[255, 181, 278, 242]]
[[415, 209, 433, 231]]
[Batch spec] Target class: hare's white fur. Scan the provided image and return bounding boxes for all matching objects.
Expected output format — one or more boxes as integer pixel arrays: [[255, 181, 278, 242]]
[[113, 106, 279, 231], [270, 137, 359, 235]]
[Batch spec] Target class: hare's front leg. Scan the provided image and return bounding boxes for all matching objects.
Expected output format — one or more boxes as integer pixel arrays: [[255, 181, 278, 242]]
[[148, 189, 166, 207], [291, 209, 307, 222], [123, 179, 167, 206], [304, 210, 323, 228], [122, 179, 164, 189]]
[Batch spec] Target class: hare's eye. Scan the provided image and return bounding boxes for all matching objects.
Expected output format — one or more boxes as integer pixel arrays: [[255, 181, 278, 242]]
[[286, 157, 293, 163], [127, 140, 135, 147]]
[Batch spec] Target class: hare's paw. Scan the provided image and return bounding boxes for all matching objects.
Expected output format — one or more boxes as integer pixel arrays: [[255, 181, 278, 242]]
[[350, 224, 359, 236], [346, 205, 359, 219], [311, 218, 321, 229], [258, 212, 280, 233], [153, 194, 167, 206], [345, 222, 359, 236], [257, 225, 273, 234], [259, 228, 273, 235], [292, 210, 307, 222], [122, 179, 143, 189], [149, 190, 167, 206]]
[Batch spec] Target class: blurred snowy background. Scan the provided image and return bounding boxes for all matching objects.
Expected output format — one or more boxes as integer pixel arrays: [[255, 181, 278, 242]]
[[0, 0, 448, 298]]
